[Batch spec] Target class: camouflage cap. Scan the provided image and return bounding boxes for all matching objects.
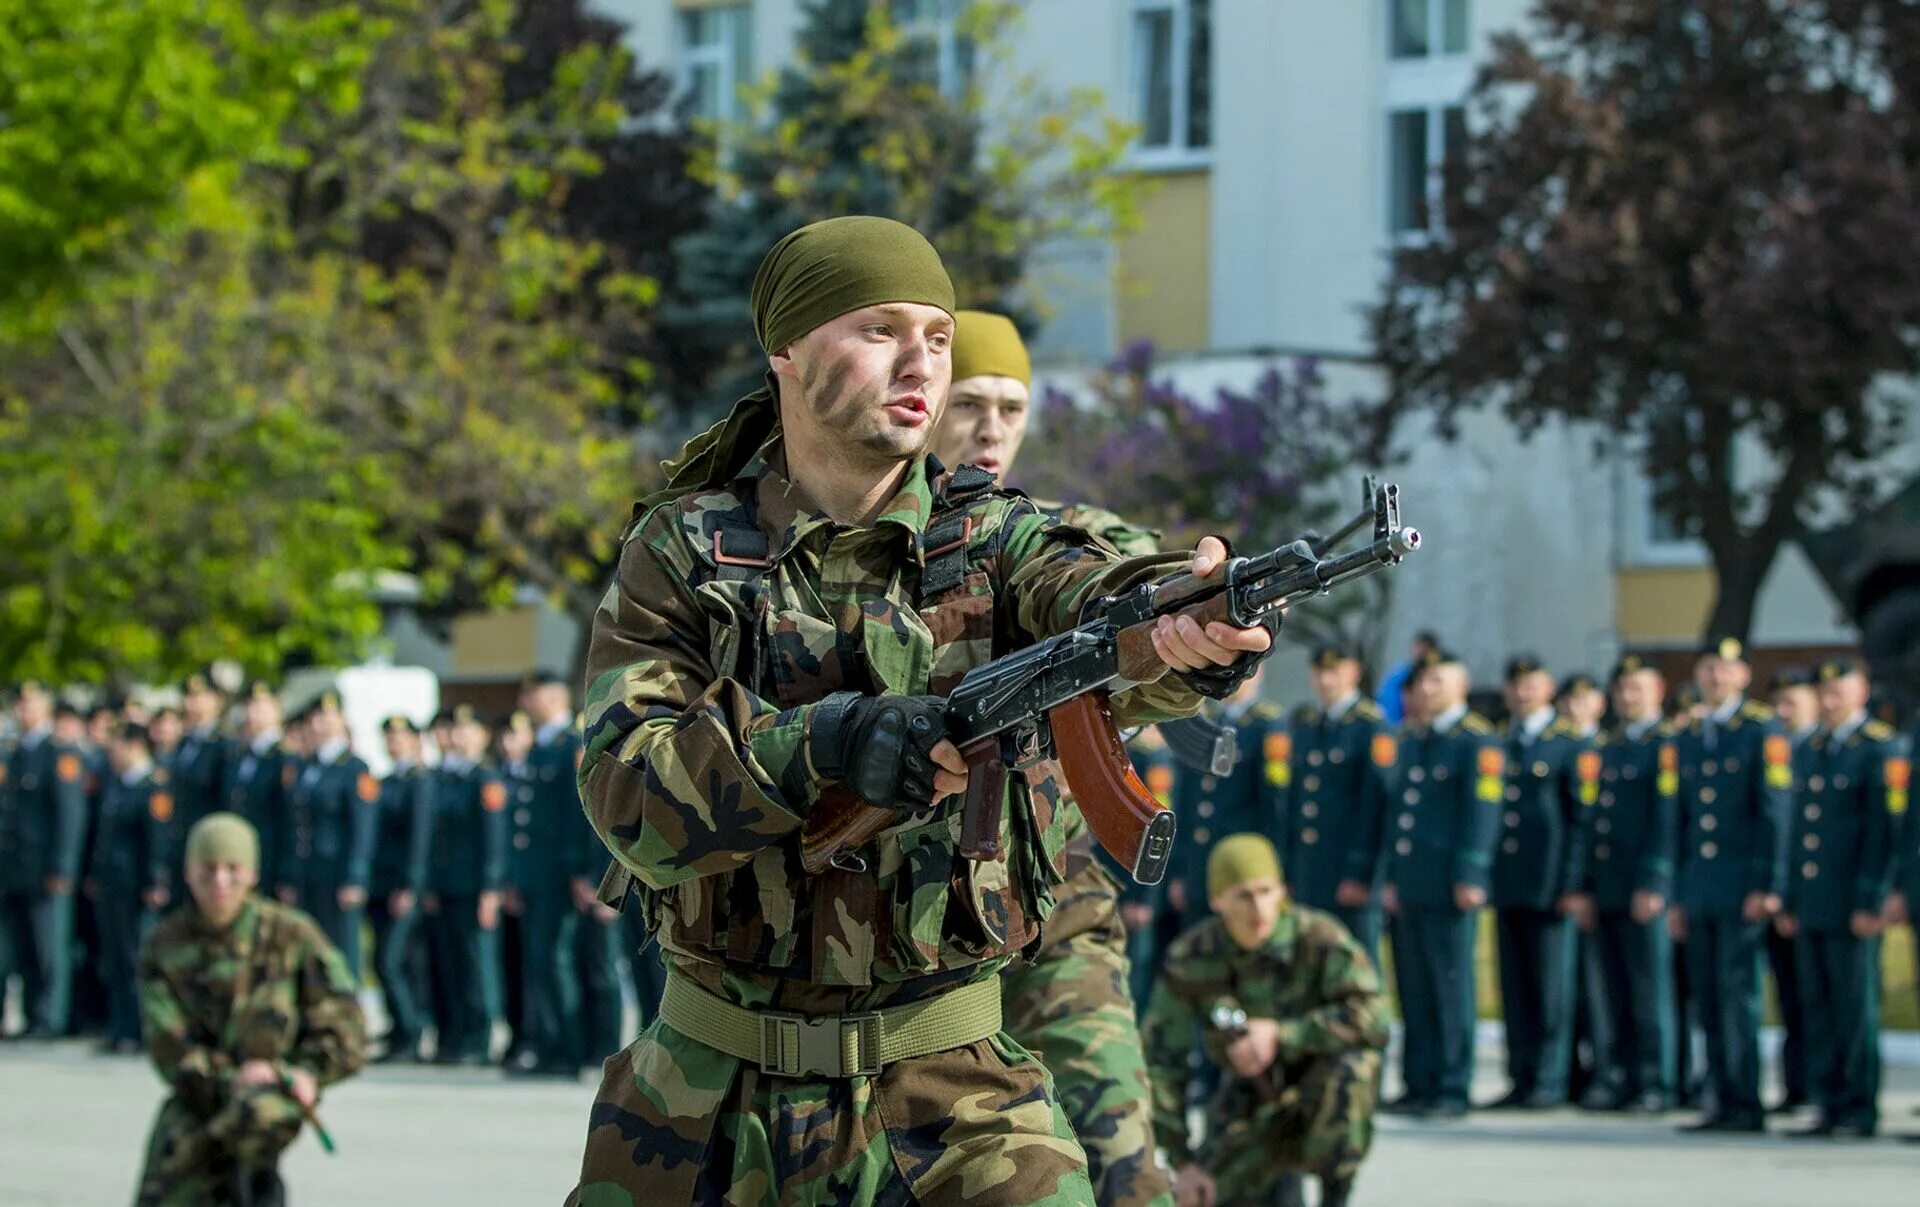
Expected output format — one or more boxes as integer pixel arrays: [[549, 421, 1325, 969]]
[[1208, 833, 1284, 898], [185, 812, 259, 872]]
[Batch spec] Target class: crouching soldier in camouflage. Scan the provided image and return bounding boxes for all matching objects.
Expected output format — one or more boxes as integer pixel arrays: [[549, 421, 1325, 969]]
[[568, 216, 1271, 1206], [137, 814, 367, 1206], [1144, 835, 1387, 1207]]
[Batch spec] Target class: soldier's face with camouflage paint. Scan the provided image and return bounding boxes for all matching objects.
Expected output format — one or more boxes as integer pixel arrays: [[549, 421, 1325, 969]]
[[1815, 672, 1867, 728], [930, 374, 1029, 479], [1771, 685, 1818, 733], [187, 856, 257, 927], [1213, 877, 1288, 950], [773, 303, 955, 467]]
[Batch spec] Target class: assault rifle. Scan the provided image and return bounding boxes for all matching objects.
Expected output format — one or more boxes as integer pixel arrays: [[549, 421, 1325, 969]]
[[799, 479, 1420, 884]]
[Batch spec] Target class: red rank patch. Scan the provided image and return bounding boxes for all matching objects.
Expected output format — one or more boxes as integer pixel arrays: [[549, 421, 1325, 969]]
[[482, 782, 507, 812], [1371, 734, 1398, 767], [1660, 745, 1678, 772], [1477, 748, 1505, 777], [1146, 765, 1174, 798], [282, 764, 297, 788], [57, 754, 82, 783], [1578, 751, 1602, 783], [1888, 759, 1911, 791], [150, 793, 174, 823], [1265, 733, 1291, 763], [1764, 735, 1791, 767], [357, 773, 380, 803]]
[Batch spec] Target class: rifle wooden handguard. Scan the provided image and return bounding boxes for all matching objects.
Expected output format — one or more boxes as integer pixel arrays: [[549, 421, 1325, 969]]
[[1048, 693, 1176, 884]]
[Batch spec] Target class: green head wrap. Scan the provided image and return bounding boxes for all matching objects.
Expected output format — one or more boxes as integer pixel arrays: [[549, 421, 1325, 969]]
[[951, 310, 1031, 387], [658, 216, 956, 497], [1208, 833, 1284, 899], [185, 812, 260, 872]]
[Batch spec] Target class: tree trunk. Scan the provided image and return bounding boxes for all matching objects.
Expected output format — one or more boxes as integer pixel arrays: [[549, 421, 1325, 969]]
[[1702, 536, 1781, 646]]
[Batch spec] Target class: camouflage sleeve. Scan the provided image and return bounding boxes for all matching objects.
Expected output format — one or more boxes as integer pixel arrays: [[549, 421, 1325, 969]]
[[578, 504, 817, 892], [139, 930, 231, 1113], [997, 504, 1206, 725], [287, 923, 368, 1087], [1272, 919, 1390, 1062], [1057, 502, 1162, 558], [1140, 933, 1206, 1166]]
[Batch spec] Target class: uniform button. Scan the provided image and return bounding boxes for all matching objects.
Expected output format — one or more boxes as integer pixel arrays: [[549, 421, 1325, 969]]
[[297, 844, 313, 857], [1302, 829, 1319, 845], [1199, 802, 1215, 818], [514, 809, 531, 825], [1833, 775, 1850, 790], [1603, 768, 1618, 783], [1506, 786, 1521, 802], [1595, 844, 1612, 860], [1301, 803, 1318, 819], [1303, 776, 1321, 791], [1504, 813, 1520, 828], [1802, 861, 1818, 879], [1596, 819, 1612, 835], [1702, 760, 1718, 776], [1503, 837, 1521, 854], [1328, 748, 1346, 764], [1404, 790, 1420, 805], [1700, 787, 1718, 804], [1804, 834, 1820, 851], [1433, 766, 1450, 781], [541, 766, 558, 782], [513, 834, 531, 850], [1400, 814, 1415, 830], [1195, 827, 1212, 844], [518, 787, 534, 801], [1201, 775, 1217, 790], [1805, 806, 1821, 821], [1700, 816, 1717, 832], [1307, 751, 1324, 767], [1533, 760, 1550, 777], [1408, 768, 1426, 783], [1725, 758, 1741, 773], [1396, 838, 1413, 856], [1808, 776, 1825, 792], [1623, 765, 1639, 781], [1700, 841, 1718, 859], [1600, 793, 1615, 807]]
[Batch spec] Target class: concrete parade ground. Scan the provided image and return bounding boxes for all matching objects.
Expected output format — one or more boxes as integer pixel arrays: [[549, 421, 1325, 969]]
[[3, 1035, 1917, 1206]]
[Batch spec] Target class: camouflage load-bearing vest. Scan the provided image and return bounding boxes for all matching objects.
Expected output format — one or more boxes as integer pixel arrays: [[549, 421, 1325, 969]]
[[622, 463, 1080, 987]]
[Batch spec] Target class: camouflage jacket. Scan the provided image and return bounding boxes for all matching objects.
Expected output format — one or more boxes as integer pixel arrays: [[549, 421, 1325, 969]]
[[580, 444, 1200, 1007], [1142, 907, 1388, 1166], [139, 897, 366, 1117]]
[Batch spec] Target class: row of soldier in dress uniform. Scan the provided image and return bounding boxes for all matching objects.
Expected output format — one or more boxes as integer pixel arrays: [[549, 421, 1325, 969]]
[[0, 671, 661, 1079], [1119, 636, 1916, 1138]]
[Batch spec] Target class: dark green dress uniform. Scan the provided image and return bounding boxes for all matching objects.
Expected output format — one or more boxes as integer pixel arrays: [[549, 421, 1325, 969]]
[[1276, 694, 1394, 960], [1489, 712, 1594, 1106], [170, 725, 229, 848], [0, 729, 89, 1036], [1895, 723, 1919, 1037], [1584, 718, 1678, 1107], [1171, 700, 1285, 927], [221, 735, 288, 897], [1116, 738, 1175, 1011], [1784, 715, 1904, 1133], [1377, 704, 1503, 1114], [370, 760, 434, 1059], [278, 743, 380, 979], [544, 720, 623, 1069], [427, 758, 508, 1063], [1769, 723, 1820, 1111], [71, 744, 111, 1037], [505, 737, 584, 1073], [89, 763, 173, 1046], [1673, 695, 1792, 1127]]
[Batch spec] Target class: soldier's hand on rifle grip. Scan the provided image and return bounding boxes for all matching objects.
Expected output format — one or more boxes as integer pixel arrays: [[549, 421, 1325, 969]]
[[809, 692, 964, 812], [1150, 536, 1276, 692]]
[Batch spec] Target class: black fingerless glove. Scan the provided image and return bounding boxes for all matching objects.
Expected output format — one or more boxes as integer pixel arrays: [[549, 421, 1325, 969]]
[[807, 692, 951, 813], [1175, 616, 1281, 700]]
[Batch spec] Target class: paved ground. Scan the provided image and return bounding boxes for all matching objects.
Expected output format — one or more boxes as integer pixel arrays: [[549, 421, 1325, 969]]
[[3, 1037, 1917, 1206]]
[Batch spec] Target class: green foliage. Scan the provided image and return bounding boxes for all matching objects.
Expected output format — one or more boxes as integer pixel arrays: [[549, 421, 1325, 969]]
[[666, 0, 1140, 405]]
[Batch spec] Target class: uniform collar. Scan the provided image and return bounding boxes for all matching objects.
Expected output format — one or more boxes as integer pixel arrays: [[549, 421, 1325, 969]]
[[534, 717, 572, 747], [1708, 694, 1743, 725], [120, 760, 154, 787], [1518, 707, 1555, 741], [250, 730, 281, 756], [315, 737, 350, 765], [440, 754, 474, 774], [20, 724, 51, 750], [1791, 722, 1819, 745], [1431, 702, 1468, 735], [1828, 711, 1868, 746], [743, 438, 939, 562], [1625, 715, 1660, 741], [392, 757, 419, 773], [1324, 692, 1360, 722]]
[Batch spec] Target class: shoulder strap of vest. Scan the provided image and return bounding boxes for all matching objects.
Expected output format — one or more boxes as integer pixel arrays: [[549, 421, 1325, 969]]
[[682, 488, 773, 586], [919, 463, 1000, 599]]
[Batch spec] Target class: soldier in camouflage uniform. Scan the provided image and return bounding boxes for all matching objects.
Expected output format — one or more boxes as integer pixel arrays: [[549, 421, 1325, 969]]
[[137, 813, 366, 1205], [933, 307, 1173, 1207], [569, 218, 1270, 1205], [1144, 834, 1386, 1207]]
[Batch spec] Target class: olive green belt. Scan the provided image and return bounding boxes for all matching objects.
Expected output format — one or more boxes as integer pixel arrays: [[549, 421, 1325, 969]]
[[657, 971, 1003, 1079]]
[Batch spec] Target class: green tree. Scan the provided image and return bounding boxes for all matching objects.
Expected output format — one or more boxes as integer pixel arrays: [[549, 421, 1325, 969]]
[[1368, 0, 1920, 642], [665, 0, 1140, 407]]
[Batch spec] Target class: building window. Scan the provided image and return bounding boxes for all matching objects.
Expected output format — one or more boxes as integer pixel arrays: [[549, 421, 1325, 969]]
[[1387, 103, 1465, 235], [1390, 0, 1469, 59], [679, 4, 752, 124], [892, 0, 974, 97], [1132, 0, 1212, 162]]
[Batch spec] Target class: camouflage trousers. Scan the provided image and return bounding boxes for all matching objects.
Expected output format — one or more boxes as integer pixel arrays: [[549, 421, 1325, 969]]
[[570, 1014, 1096, 1206], [136, 1088, 303, 1205], [1001, 855, 1173, 1207], [1201, 1049, 1379, 1207]]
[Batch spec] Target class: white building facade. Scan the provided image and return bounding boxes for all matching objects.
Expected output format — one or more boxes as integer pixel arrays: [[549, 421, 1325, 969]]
[[596, 0, 1873, 688]]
